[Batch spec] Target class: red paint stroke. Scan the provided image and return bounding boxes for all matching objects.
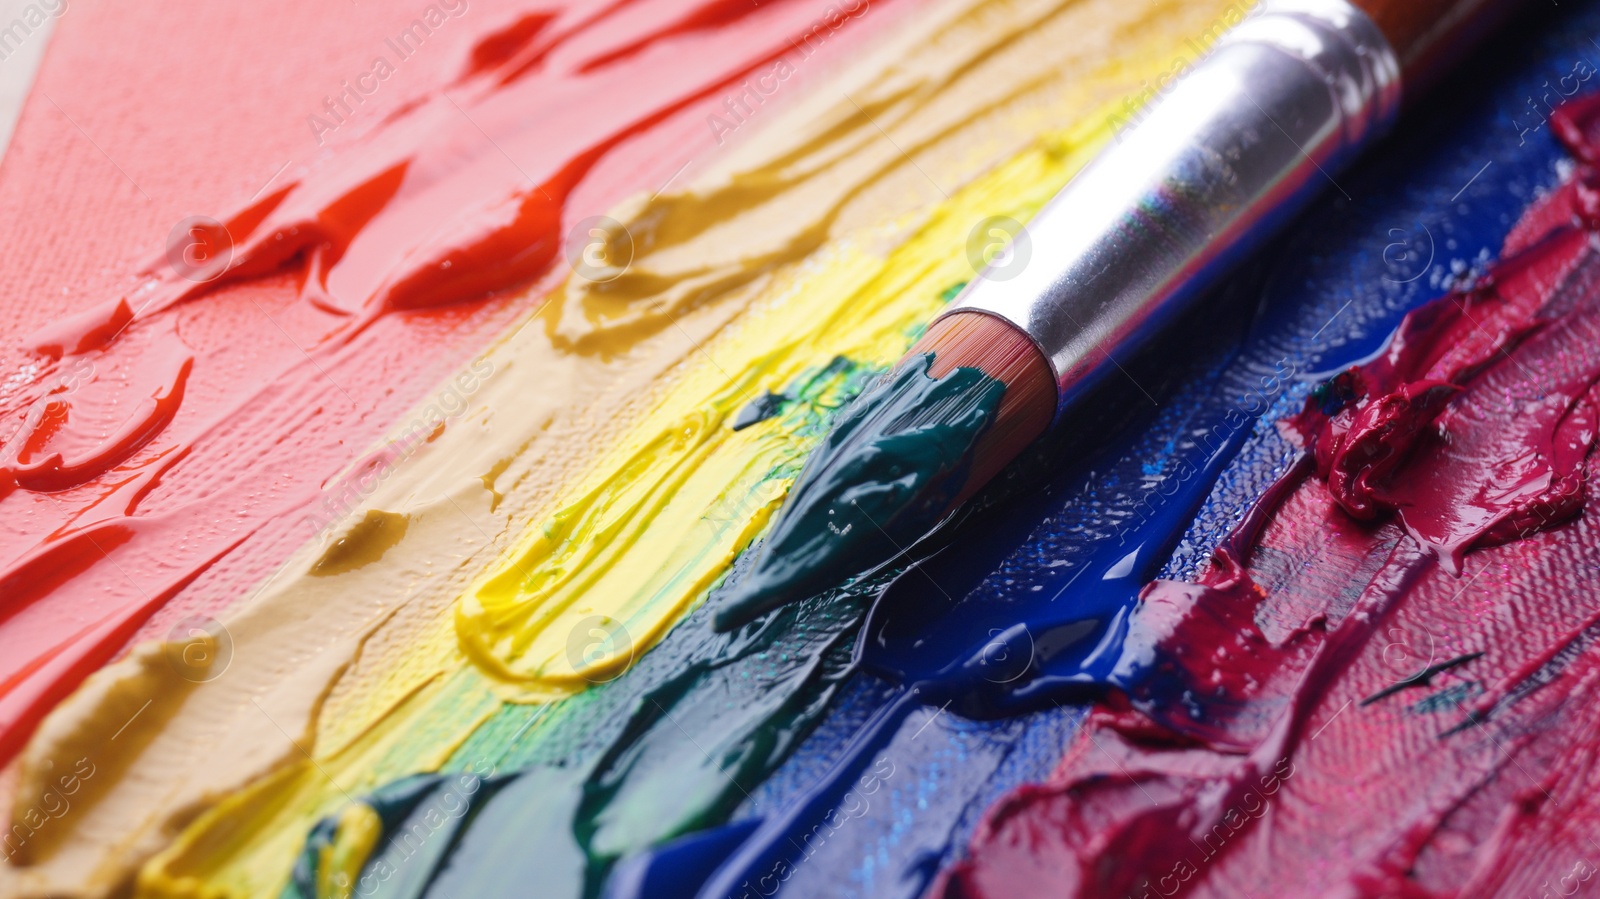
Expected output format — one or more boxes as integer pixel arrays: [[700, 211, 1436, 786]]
[[936, 92, 1600, 899], [0, 0, 897, 765]]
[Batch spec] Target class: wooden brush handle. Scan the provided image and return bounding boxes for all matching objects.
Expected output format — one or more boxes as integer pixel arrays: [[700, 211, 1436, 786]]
[[1350, 0, 1523, 93]]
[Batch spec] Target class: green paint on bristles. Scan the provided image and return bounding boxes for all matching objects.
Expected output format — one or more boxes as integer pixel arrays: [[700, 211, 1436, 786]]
[[714, 352, 1008, 631]]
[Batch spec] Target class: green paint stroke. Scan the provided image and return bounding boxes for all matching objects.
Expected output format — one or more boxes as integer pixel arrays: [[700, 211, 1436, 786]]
[[713, 352, 1008, 630]]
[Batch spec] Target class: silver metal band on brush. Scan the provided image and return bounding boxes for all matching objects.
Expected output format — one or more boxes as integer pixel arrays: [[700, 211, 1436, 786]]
[[942, 0, 1401, 419]]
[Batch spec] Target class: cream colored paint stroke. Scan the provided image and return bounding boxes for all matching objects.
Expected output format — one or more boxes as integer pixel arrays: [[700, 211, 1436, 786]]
[[0, 0, 1239, 896]]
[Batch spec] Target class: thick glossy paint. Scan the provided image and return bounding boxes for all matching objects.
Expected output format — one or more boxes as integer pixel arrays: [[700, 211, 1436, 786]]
[[714, 354, 1007, 630]]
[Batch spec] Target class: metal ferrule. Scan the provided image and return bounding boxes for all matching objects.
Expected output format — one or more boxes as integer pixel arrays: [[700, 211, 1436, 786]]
[[943, 0, 1401, 420]]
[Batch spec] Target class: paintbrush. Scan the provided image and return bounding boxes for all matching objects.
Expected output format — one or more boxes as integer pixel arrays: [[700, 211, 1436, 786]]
[[714, 0, 1520, 630]]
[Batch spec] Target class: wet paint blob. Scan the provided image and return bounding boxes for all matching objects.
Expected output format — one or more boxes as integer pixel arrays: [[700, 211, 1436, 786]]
[[714, 354, 1007, 631]]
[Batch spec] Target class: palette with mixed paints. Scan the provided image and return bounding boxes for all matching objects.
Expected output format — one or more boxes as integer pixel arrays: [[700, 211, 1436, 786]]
[[2, 0, 1598, 897]]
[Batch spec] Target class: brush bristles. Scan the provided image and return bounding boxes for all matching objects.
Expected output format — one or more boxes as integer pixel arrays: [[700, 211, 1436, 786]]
[[906, 311, 1056, 501]]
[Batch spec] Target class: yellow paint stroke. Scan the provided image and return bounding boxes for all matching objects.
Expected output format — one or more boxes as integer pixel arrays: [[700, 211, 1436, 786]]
[[317, 804, 380, 899], [1, 1, 1242, 897]]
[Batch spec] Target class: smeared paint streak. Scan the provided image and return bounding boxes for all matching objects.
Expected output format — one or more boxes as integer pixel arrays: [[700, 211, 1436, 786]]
[[715, 355, 1007, 630], [731, 392, 788, 432], [309, 511, 410, 577], [935, 89, 1600, 899]]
